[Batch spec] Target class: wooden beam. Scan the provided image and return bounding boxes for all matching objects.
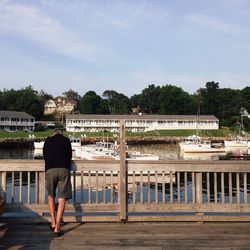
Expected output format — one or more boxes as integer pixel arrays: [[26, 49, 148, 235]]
[[119, 119, 127, 221]]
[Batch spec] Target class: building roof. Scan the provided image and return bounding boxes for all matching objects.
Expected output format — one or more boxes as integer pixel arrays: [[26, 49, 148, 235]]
[[0, 110, 35, 119], [66, 114, 218, 121]]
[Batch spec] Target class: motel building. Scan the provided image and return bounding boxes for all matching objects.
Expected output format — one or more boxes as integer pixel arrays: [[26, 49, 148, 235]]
[[0, 110, 35, 132], [66, 114, 219, 133]]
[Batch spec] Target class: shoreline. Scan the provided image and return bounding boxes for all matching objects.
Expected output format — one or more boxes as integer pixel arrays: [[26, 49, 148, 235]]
[[0, 136, 226, 148]]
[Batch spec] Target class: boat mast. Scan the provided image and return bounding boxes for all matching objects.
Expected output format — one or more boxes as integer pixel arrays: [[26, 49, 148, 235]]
[[239, 107, 250, 135], [196, 103, 200, 136]]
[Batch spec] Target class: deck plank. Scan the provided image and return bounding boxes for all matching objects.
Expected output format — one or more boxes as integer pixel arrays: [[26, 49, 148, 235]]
[[1, 222, 250, 249]]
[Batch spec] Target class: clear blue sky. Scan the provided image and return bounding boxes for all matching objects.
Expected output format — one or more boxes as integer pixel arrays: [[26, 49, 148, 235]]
[[0, 0, 249, 97]]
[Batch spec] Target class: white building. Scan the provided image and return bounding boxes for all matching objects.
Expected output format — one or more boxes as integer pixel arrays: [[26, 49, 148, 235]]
[[66, 114, 219, 132], [0, 110, 35, 131]]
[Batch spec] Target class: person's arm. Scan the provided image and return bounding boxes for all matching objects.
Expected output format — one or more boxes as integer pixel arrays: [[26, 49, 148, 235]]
[[68, 138, 72, 160], [43, 138, 49, 160]]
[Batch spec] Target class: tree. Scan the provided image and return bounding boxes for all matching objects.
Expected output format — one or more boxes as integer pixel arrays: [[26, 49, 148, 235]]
[[199, 81, 220, 116], [159, 85, 195, 114], [0, 88, 19, 110], [63, 89, 80, 100], [102, 90, 130, 114], [63, 89, 80, 111], [16, 86, 43, 119], [138, 84, 161, 114], [80, 91, 102, 114], [0, 91, 2, 110]]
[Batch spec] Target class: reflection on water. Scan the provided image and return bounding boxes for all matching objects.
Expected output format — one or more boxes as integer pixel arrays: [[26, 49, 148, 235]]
[[0, 148, 34, 159], [6, 171, 250, 205], [0, 143, 249, 161], [128, 144, 180, 160]]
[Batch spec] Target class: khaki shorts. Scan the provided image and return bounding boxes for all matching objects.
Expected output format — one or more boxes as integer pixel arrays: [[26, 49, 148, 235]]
[[46, 168, 72, 199]]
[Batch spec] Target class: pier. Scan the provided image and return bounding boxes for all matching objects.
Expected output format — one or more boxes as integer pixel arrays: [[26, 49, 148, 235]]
[[2, 160, 250, 249], [1, 121, 250, 249], [2, 222, 250, 249]]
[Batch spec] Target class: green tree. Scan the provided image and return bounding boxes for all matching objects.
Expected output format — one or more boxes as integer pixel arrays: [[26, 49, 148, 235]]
[[138, 84, 161, 114], [199, 81, 220, 116], [16, 86, 43, 119], [63, 89, 80, 111], [159, 85, 195, 114], [241, 87, 250, 112], [63, 89, 80, 99], [80, 91, 102, 114], [102, 90, 130, 114]]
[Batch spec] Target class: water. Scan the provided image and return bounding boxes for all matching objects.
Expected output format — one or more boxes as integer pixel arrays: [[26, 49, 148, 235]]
[[2, 144, 250, 205], [1, 143, 245, 161]]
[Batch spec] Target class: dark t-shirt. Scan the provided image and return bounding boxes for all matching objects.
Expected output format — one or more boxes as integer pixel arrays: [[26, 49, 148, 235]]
[[43, 134, 72, 172]]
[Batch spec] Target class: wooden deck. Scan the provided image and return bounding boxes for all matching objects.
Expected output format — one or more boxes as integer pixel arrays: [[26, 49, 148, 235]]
[[1, 222, 250, 249]]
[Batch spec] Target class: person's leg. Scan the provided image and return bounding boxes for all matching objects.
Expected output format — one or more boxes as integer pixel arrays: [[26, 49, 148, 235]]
[[48, 195, 56, 228], [55, 168, 71, 234], [54, 198, 66, 232]]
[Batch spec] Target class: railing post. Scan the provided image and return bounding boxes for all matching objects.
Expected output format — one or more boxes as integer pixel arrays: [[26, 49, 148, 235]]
[[119, 119, 127, 222], [0, 171, 6, 198], [195, 172, 203, 223], [0, 172, 6, 212], [38, 172, 45, 204]]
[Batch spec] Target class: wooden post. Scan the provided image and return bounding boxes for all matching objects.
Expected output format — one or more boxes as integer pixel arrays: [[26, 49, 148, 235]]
[[195, 172, 203, 223], [0, 172, 6, 212], [119, 119, 127, 222], [0, 172, 6, 200], [38, 172, 45, 204]]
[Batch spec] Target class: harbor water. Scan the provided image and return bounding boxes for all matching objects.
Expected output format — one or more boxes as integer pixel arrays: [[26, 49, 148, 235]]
[[2, 144, 250, 204]]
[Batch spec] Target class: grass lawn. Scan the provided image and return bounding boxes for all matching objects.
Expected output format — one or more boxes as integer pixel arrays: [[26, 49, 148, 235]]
[[0, 128, 239, 139]]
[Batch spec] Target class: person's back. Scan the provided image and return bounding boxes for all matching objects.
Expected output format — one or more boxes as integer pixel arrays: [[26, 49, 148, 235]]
[[43, 133, 72, 171]]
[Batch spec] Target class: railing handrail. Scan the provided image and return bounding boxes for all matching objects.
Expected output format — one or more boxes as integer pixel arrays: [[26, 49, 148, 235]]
[[0, 159, 250, 172]]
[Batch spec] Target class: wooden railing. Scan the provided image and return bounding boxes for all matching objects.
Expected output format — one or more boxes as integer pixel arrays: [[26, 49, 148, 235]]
[[1, 159, 250, 222], [1, 120, 250, 222]]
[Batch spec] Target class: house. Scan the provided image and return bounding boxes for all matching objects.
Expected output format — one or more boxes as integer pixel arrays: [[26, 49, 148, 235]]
[[44, 97, 77, 115], [0, 110, 35, 131], [66, 114, 219, 132]]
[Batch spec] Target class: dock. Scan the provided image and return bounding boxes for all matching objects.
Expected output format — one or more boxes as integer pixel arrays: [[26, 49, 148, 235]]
[[2, 222, 250, 249]]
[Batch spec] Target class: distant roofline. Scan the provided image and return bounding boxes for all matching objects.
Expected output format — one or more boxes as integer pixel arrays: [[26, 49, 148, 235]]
[[0, 110, 35, 119], [66, 114, 219, 121]]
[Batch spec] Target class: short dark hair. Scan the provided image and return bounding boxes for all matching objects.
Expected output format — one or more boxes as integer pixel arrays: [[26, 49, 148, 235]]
[[53, 128, 63, 135]]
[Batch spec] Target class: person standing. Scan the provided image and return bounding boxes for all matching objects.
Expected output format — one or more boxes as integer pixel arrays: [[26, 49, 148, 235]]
[[43, 128, 72, 237]]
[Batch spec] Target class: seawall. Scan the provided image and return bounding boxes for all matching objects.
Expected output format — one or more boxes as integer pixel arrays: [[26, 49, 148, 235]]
[[0, 136, 226, 148]]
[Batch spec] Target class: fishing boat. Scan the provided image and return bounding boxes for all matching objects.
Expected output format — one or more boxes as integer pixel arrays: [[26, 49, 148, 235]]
[[224, 108, 249, 151], [224, 136, 248, 148], [75, 141, 159, 160], [34, 136, 81, 151], [179, 135, 225, 153]]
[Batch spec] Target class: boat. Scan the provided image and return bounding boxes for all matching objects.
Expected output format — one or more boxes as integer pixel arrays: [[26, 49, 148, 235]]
[[75, 141, 159, 160], [68, 136, 81, 150], [179, 135, 225, 153], [33, 136, 81, 151], [76, 141, 117, 160], [34, 141, 44, 149], [224, 136, 248, 148], [224, 108, 250, 151]]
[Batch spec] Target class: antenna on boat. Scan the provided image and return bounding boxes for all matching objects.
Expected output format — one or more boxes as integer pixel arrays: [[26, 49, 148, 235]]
[[196, 103, 200, 136], [196, 88, 202, 137], [239, 107, 249, 135]]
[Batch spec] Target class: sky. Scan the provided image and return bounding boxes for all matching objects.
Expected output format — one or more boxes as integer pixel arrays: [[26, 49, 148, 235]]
[[0, 0, 250, 97]]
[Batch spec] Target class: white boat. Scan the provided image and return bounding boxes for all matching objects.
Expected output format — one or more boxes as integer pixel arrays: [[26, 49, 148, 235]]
[[69, 136, 81, 150], [75, 141, 159, 160], [224, 136, 248, 148], [34, 141, 44, 149], [33, 136, 81, 151], [179, 135, 225, 153]]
